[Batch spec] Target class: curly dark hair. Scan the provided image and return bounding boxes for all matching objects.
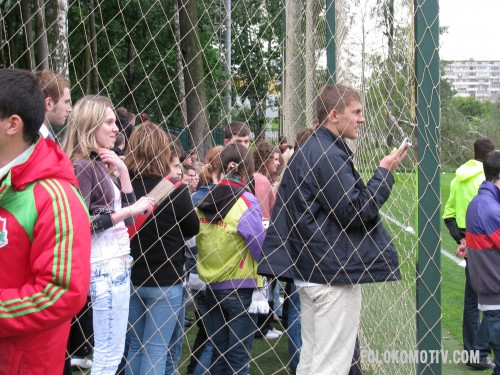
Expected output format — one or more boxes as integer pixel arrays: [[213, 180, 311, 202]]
[[253, 140, 279, 180]]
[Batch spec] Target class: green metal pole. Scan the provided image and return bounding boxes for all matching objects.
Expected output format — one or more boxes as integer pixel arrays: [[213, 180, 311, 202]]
[[326, 0, 336, 84], [280, 0, 286, 135], [415, 0, 441, 374]]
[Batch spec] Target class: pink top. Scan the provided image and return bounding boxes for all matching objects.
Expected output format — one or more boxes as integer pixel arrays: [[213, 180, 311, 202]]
[[253, 173, 276, 221]]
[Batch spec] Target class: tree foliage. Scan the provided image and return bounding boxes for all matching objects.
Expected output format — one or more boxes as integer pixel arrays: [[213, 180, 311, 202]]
[[452, 96, 492, 122], [0, 0, 228, 144], [231, 0, 282, 140], [441, 62, 500, 170]]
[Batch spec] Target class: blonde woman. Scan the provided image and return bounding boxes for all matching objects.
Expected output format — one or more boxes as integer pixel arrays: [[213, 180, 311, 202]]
[[62, 95, 154, 374]]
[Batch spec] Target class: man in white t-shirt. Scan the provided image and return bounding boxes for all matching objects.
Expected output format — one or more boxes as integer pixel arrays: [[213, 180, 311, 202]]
[[35, 70, 72, 140]]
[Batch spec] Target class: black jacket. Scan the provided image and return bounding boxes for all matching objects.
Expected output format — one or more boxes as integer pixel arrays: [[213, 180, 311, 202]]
[[130, 175, 199, 286], [258, 125, 401, 284]]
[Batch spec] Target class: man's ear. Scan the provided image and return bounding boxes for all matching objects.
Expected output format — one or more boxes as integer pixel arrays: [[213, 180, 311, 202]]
[[328, 108, 338, 123], [472, 151, 476, 159], [223, 139, 229, 146], [6, 115, 23, 136], [45, 96, 54, 113]]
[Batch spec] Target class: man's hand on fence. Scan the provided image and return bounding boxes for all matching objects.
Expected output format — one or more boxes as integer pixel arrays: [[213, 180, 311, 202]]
[[379, 143, 409, 173]]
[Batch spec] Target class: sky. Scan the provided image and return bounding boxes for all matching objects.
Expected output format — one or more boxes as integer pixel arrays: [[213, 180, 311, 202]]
[[439, 0, 500, 61]]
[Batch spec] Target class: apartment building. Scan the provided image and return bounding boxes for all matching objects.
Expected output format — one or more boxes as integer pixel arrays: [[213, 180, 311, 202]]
[[442, 59, 500, 102]]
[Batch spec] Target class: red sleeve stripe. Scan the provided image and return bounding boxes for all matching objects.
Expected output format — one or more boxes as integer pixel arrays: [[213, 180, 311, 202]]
[[467, 232, 496, 250], [490, 229, 500, 250], [0, 179, 72, 318], [240, 193, 252, 208]]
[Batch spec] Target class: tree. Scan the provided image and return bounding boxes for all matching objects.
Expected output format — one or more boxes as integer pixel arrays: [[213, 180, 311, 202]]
[[46, 0, 69, 75], [20, 0, 35, 70], [88, 0, 98, 93], [68, 1, 176, 118], [5, 4, 20, 68], [283, 0, 302, 141], [359, 7, 416, 168], [179, 0, 210, 155], [34, 0, 49, 70], [173, 0, 187, 129], [0, 7, 6, 68], [370, 0, 397, 147], [384, 0, 396, 147], [305, 0, 317, 126], [439, 61, 500, 170], [453, 96, 491, 122], [231, 0, 282, 141]]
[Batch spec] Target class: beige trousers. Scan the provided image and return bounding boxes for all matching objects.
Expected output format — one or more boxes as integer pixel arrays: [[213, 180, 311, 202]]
[[296, 284, 362, 375]]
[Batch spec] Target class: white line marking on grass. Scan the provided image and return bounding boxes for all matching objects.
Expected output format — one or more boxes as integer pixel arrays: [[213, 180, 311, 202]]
[[441, 248, 464, 266], [380, 212, 415, 234], [381, 211, 464, 266]]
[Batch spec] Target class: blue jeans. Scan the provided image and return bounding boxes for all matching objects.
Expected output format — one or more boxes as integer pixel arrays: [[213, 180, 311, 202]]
[[483, 310, 500, 375], [207, 288, 256, 375], [164, 288, 187, 375], [285, 283, 302, 373], [272, 280, 282, 318], [125, 283, 184, 375], [187, 289, 214, 375], [464, 263, 491, 357], [90, 257, 132, 375]]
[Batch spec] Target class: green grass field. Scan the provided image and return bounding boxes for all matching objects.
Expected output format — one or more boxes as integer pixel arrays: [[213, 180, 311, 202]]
[[75, 171, 490, 375]]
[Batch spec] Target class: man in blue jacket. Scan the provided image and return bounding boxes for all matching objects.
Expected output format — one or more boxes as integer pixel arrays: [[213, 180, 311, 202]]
[[463, 149, 500, 374], [258, 84, 408, 375], [443, 137, 495, 370]]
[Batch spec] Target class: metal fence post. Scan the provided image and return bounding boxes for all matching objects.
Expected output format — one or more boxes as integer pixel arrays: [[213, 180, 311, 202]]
[[326, 0, 336, 84], [415, 0, 441, 374]]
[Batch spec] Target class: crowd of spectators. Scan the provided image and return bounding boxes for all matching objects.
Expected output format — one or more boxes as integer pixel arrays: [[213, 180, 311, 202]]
[[1, 69, 423, 375]]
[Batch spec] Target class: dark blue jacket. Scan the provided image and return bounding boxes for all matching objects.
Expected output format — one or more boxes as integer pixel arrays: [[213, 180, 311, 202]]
[[258, 125, 401, 284], [466, 181, 500, 306]]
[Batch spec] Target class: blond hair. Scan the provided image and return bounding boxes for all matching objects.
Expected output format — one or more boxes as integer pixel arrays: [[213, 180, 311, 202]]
[[62, 95, 114, 161], [124, 122, 171, 178]]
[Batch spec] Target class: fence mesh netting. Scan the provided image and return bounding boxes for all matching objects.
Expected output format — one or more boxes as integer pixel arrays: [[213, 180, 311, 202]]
[[1, 0, 490, 374]]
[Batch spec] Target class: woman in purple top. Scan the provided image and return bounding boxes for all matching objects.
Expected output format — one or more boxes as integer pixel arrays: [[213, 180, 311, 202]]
[[62, 95, 154, 374]]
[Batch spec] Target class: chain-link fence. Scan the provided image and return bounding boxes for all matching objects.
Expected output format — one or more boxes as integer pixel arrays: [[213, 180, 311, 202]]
[[0, 0, 448, 374]]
